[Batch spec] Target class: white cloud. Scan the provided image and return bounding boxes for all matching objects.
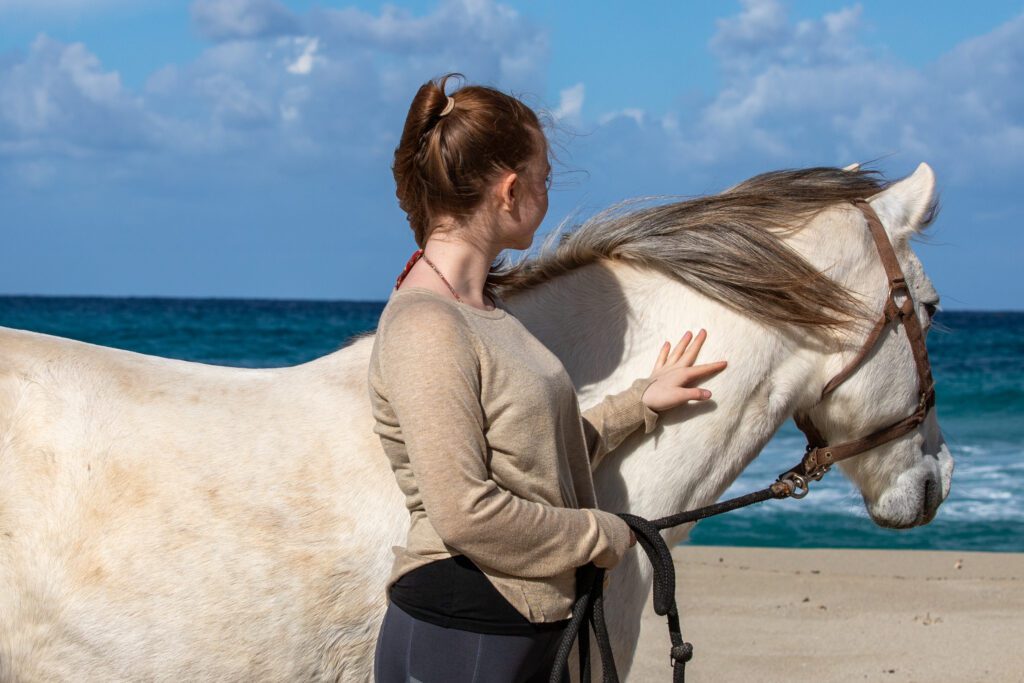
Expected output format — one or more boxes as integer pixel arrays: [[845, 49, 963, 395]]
[[8, 0, 1020, 198], [710, 0, 789, 70], [929, 11, 1024, 175], [598, 108, 645, 127], [0, 0, 550, 182], [286, 37, 318, 75], [0, 34, 154, 152], [190, 0, 301, 42], [711, 0, 865, 74], [554, 83, 583, 120], [311, 0, 548, 93], [582, 0, 1024, 189]]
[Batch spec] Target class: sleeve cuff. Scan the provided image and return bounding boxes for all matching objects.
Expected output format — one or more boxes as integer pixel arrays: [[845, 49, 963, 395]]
[[589, 509, 633, 569], [629, 376, 660, 434]]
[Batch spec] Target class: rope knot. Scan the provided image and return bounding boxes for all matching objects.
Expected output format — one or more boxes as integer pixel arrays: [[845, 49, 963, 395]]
[[671, 642, 693, 664]]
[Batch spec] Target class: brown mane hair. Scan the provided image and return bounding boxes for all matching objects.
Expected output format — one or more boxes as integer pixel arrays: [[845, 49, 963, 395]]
[[488, 167, 938, 333]]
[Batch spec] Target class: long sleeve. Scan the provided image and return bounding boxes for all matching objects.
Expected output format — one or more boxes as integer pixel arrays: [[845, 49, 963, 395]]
[[376, 299, 633, 578], [580, 376, 660, 471]]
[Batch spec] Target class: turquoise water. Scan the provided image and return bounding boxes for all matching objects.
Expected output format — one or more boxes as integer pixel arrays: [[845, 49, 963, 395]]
[[1, 297, 1020, 553]]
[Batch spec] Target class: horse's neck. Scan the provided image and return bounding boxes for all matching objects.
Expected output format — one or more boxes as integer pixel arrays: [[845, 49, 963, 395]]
[[509, 260, 823, 545]]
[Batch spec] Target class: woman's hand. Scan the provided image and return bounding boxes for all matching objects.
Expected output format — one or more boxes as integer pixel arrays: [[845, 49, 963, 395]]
[[641, 329, 727, 413]]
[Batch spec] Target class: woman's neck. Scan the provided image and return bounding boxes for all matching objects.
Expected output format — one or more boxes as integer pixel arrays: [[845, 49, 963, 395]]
[[409, 232, 502, 309]]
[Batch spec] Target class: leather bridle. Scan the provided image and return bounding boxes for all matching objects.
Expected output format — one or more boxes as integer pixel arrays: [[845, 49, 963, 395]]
[[549, 198, 940, 683], [780, 198, 937, 498]]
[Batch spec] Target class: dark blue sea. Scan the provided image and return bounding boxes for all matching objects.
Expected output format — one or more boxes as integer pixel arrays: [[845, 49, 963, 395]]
[[1, 296, 1020, 553]]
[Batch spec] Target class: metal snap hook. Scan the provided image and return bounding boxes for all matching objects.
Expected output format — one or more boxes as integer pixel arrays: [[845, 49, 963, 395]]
[[779, 473, 809, 499]]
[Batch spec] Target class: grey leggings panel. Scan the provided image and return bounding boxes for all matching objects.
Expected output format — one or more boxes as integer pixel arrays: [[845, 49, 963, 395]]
[[373, 602, 567, 683]]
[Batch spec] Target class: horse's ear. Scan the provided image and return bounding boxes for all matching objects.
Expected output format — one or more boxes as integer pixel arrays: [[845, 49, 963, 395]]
[[867, 162, 936, 243]]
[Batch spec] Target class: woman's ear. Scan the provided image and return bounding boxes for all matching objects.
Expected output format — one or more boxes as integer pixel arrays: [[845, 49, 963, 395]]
[[496, 170, 518, 212]]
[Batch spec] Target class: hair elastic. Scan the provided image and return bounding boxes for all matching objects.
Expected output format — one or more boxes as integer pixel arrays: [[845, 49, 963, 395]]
[[439, 96, 455, 117]]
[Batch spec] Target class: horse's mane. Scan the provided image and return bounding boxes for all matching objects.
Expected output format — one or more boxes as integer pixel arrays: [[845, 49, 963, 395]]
[[487, 167, 938, 335]]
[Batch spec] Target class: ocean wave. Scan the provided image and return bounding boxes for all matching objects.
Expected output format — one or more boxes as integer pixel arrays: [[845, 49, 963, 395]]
[[937, 498, 1024, 520]]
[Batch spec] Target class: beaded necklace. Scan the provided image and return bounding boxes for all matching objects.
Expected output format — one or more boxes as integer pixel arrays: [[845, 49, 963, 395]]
[[393, 248, 462, 302]]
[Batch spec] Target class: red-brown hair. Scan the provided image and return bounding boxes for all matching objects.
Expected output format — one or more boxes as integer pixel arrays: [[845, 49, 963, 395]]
[[392, 72, 545, 250]]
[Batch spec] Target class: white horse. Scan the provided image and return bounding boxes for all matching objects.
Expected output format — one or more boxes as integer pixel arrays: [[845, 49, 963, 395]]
[[0, 163, 953, 681]]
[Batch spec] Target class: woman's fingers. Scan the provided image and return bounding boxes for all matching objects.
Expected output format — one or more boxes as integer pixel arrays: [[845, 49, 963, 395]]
[[653, 341, 670, 372], [667, 386, 713, 403], [668, 331, 693, 364], [680, 328, 707, 367], [645, 328, 727, 410], [683, 360, 728, 380], [663, 329, 708, 369], [655, 330, 725, 390], [685, 387, 713, 401], [662, 360, 727, 390]]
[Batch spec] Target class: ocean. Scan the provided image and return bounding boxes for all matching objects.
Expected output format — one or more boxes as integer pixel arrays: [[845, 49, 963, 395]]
[[1, 296, 1020, 553]]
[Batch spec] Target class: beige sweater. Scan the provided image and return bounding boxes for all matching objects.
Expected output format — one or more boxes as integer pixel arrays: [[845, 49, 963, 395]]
[[367, 285, 659, 623]]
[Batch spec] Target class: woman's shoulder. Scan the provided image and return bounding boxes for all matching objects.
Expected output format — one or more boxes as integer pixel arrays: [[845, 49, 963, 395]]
[[382, 287, 465, 323], [377, 288, 477, 348]]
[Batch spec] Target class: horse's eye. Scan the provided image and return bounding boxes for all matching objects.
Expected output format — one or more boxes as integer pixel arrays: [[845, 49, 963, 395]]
[[923, 302, 938, 319]]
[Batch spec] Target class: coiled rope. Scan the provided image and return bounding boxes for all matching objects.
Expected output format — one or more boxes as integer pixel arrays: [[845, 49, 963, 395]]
[[549, 482, 793, 683]]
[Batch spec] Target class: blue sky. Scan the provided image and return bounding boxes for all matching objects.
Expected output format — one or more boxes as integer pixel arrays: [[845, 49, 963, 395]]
[[1, 0, 1022, 309]]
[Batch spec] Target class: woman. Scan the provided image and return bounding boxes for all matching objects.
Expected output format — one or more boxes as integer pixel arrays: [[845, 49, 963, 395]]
[[367, 73, 727, 682]]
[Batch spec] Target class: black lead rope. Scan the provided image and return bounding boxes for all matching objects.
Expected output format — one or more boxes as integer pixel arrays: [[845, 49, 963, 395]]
[[549, 483, 793, 683]]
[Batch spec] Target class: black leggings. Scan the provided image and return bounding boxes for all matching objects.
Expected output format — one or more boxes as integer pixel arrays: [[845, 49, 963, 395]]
[[373, 602, 567, 683]]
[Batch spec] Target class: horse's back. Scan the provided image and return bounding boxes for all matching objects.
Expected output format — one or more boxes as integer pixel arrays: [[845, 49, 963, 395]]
[[0, 326, 401, 681]]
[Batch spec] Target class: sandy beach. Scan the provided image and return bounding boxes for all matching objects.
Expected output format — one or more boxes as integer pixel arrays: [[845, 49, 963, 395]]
[[628, 545, 1024, 683]]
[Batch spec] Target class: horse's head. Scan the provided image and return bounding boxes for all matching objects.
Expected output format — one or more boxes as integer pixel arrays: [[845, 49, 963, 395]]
[[800, 162, 953, 529]]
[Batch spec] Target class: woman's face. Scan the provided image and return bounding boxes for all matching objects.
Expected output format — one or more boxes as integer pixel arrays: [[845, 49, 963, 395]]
[[504, 131, 550, 250]]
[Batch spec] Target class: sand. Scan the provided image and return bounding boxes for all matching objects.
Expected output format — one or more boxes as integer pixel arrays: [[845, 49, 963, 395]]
[[626, 545, 1024, 683]]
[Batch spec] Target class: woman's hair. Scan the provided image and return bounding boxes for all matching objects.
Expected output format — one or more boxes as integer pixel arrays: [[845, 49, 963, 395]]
[[392, 73, 546, 300]]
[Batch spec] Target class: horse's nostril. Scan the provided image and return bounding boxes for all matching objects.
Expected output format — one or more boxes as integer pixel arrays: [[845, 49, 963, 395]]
[[921, 476, 938, 522]]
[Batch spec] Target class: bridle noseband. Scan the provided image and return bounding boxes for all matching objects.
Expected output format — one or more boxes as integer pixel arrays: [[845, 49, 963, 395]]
[[549, 198, 939, 683], [782, 199, 936, 498]]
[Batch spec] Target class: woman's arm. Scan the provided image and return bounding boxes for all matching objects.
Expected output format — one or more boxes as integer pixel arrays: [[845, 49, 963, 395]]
[[377, 300, 633, 578], [580, 377, 660, 471]]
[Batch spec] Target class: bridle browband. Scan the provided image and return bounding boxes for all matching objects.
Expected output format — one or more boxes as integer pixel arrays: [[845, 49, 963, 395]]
[[549, 198, 938, 683]]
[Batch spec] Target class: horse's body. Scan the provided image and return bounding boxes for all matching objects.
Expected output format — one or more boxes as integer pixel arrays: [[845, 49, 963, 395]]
[[0, 164, 953, 681]]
